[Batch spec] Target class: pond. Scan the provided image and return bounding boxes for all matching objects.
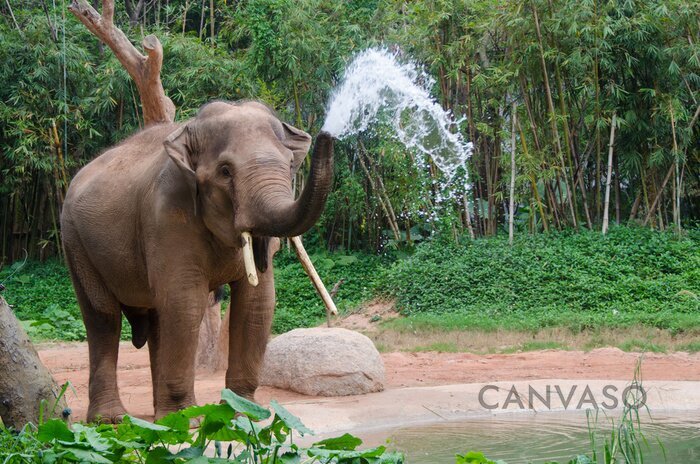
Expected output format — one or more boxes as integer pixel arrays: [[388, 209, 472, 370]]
[[361, 411, 700, 463]]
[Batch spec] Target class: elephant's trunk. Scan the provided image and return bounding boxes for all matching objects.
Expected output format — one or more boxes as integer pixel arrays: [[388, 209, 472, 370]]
[[250, 132, 334, 238]]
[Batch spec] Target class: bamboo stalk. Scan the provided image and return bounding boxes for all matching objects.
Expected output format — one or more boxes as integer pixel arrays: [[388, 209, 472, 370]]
[[357, 144, 400, 242], [554, 59, 580, 223], [4, 0, 23, 37], [181, 0, 190, 35], [463, 195, 476, 239], [643, 164, 675, 227], [509, 102, 517, 245], [290, 236, 338, 326], [515, 117, 549, 232], [366, 149, 401, 237], [669, 102, 681, 233], [198, 0, 206, 39], [602, 113, 617, 234], [209, 0, 215, 45], [628, 191, 641, 221], [531, 2, 577, 229]]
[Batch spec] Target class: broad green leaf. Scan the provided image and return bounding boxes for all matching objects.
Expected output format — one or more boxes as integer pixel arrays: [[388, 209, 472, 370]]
[[220, 389, 271, 420], [144, 446, 175, 464], [455, 452, 506, 464], [64, 447, 113, 464], [156, 411, 190, 432], [277, 451, 302, 464], [37, 419, 73, 442], [174, 446, 204, 458], [312, 432, 362, 450], [124, 415, 171, 432], [182, 403, 234, 421], [123, 415, 172, 445], [306, 445, 387, 459], [271, 400, 314, 436]]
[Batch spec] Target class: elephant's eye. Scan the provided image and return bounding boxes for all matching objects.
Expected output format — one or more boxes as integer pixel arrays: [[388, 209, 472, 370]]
[[221, 166, 232, 178]]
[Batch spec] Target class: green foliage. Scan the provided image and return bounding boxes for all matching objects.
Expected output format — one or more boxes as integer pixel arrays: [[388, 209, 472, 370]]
[[0, 388, 403, 463], [382, 226, 700, 331], [3, 0, 699, 261], [0, 260, 84, 340], [272, 248, 389, 333], [1, 226, 697, 340], [0, 249, 388, 340]]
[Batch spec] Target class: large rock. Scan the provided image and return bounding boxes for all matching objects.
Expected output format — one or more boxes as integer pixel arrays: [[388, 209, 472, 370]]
[[260, 328, 385, 396]]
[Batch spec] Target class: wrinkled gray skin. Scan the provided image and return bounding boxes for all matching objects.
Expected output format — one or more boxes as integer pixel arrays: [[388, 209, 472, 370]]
[[60, 101, 334, 422]]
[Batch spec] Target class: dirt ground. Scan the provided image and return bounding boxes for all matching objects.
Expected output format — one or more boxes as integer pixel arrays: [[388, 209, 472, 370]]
[[38, 342, 700, 423]]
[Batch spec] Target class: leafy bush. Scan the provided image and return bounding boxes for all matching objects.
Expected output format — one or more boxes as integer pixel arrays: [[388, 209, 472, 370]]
[[0, 260, 84, 340], [381, 226, 700, 331], [0, 388, 403, 463]]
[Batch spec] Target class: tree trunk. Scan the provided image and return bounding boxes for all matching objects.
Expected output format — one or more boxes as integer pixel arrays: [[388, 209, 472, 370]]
[[0, 296, 68, 428]]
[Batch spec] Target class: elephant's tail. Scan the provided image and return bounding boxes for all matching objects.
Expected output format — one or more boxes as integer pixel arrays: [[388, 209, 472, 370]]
[[122, 307, 150, 349]]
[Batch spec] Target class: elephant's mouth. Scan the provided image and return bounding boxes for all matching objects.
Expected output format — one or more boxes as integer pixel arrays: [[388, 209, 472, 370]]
[[240, 232, 259, 287]]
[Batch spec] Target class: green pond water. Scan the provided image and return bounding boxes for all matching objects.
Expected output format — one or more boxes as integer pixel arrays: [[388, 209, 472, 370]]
[[360, 411, 700, 463]]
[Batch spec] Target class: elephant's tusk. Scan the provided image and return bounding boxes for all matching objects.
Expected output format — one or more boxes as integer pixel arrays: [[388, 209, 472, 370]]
[[241, 232, 259, 287]]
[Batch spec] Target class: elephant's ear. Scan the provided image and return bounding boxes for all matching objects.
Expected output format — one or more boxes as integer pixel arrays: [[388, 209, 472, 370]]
[[164, 124, 198, 215], [282, 122, 312, 173]]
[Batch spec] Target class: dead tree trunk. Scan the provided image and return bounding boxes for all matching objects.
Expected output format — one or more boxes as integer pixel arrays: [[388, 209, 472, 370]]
[[0, 296, 67, 428], [68, 0, 175, 125]]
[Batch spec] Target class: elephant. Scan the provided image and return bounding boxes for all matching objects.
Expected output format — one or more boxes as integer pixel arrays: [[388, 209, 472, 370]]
[[60, 100, 334, 422]]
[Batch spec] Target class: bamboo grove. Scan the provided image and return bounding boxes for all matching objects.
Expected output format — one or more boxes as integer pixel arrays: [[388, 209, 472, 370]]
[[1, 0, 698, 262]]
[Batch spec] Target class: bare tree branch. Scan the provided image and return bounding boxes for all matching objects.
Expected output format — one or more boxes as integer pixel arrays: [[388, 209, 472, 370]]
[[68, 0, 175, 125]]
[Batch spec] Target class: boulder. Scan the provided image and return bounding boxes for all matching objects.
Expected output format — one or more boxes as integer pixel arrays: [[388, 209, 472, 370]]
[[260, 328, 385, 396]]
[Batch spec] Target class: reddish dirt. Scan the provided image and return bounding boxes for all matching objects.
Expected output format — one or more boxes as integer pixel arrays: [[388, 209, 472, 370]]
[[38, 342, 700, 422]]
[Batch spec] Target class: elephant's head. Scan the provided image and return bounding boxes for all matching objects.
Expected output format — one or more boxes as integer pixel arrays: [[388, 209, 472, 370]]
[[163, 100, 334, 258]]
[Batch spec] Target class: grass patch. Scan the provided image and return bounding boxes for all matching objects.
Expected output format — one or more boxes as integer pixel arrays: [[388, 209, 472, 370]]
[[413, 341, 459, 352], [369, 323, 700, 354], [677, 341, 700, 353], [618, 338, 667, 353], [519, 340, 568, 351]]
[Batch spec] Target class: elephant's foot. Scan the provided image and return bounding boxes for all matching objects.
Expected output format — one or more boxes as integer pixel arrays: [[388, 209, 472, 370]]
[[154, 397, 197, 421], [225, 380, 257, 402], [87, 400, 127, 424]]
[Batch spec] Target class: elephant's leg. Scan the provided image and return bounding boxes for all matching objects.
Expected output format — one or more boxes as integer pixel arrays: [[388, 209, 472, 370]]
[[147, 309, 160, 413], [65, 255, 126, 423], [226, 264, 276, 400], [153, 286, 208, 419]]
